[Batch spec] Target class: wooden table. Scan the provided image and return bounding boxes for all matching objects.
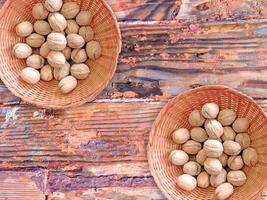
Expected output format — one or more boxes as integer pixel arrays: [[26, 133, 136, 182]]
[[0, 0, 267, 199]]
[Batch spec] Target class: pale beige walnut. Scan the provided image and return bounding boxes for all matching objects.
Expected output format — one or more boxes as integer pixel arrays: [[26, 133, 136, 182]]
[[188, 110, 205, 127], [40, 65, 53, 81], [61, 2, 80, 19], [26, 54, 45, 69], [71, 48, 88, 63], [20, 67, 40, 85], [204, 158, 222, 175], [215, 183, 234, 200], [40, 43, 51, 58], [227, 170, 247, 186], [227, 155, 244, 170], [67, 34, 85, 49], [45, 0, 63, 12], [65, 20, 80, 34], [54, 62, 70, 81], [13, 43, 32, 59], [197, 172, 210, 188], [169, 150, 189, 166], [201, 102, 219, 119], [76, 11, 93, 26], [32, 3, 49, 20], [79, 26, 94, 42], [34, 21, 51, 35], [47, 51, 66, 68], [203, 139, 223, 158], [172, 128, 190, 144], [242, 147, 258, 167], [182, 161, 201, 176], [204, 119, 223, 139], [190, 127, 208, 142], [86, 41, 102, 60], [196, 149, 207, 166], [177, 174, 197, 191], [62, 47, 72, 60], [26, 33, 45, 48], [182, 140, 202, 155], [223, 141, 241, 156], [58, 75, 77, 94], [47, 32, 67, 51], [218, 153, 228, 167], [217, 109, 237, 126], [232, 118, 249, 133], [221, 126, 236, 141], [235, 133, 251, 149], [16, 21, 33, 37], [48, 12, 67, 32], [210, 168, 227, 187], [70, 63, 90, 80]]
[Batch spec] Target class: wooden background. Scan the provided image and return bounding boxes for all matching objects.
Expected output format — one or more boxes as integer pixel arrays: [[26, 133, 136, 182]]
[[0, 0, 267, 199]]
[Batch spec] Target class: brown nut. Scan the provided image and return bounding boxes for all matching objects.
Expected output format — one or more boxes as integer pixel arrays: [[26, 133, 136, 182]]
[[65, 20, 79, 34], [32, 3, 49, 20], [177, 174, 197, 191], [172, 128, 190, 144], [218, 153, 228, 167], [26, 54, 45, 69], [188, 110, 205, 127], [210, 168, 227, 187], [58, 75, 77, 94], [227, 170, 247, 186], [13, 43, 32, 59], [47, 33, 67, 51], [196, 149, 207, 166], [242, 147, 258, 167], [71, 48, 88, 63], [215, 183, 234, 200], [45, 0, 63, 12], [47, 51, 66, 68], [227, 155, 244, 170], [70, 63, 90, 80], [182, 140, 202, 155], [190, 127, 208, 143], [76, 11, 93, 26], [62, 47, 72, 60], [221, 126, 236, 141], [20, 67, 40, 85], [79, 26, 94, 42], [169, 150, 189, 166], [61, 2, 80, 19], [235, 133, 251, 150], [34, 20, 51, 35], [67, 34, 85, 49], [40, 43, 51, 58], [54, 62, 70, 81], [203, 139, 223, 158], [204, 119, 223, 139], [86, 41, 102, 60], [232, 118, 249, 133], [40, 65, 53, 81], [223, 141, 241, 156], [201, 102, 219, 119], [26, 33, 45, 48], [197, 172, 210, 188], [204, 158, 222, 175], [217, 109, 237, 126], [16, 21, 33, 37], [48, 12, 67, 32], [182, 161, 201, 176]]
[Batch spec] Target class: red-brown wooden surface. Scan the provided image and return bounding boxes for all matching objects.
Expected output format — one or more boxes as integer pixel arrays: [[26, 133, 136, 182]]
[[0, 0, 267, 199]]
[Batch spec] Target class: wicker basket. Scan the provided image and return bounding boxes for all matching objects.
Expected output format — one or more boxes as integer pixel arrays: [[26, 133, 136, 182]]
[[0, 0, 121, 109], [148, 85, 267, 200]]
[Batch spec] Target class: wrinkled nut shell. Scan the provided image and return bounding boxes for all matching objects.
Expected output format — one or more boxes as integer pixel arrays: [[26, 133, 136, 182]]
[[47, 51, 66, 68], [48, 12, 67, 32], [197, 172, 210, 188], [45, 0, 63, 12], [40, 65, 53, 81], [201, 102, 219, 119], [32, 3, 49, 20], [227, 170, 247, 186], [21, 67, 40, 85], [70, 63, 90, 80], [217, 109, 237, 126], [182, 161, 201, 176], [34, 20, 51, 35], [58, 75, 77, 94], [172, 128, 190, 144], [203, 139, 223, 158], [13, 43, 32, 59], [222, 126, 236, 141], [65, 20, 80, 34], [61, 2, 80, 19], [26, 54, 45, 69], [177, 174, 197, 191], [169, 150, 189, 166], [54, 62, 70, 81], [218, 153, 228, 167], [223, 141, 241, 156], [47, 32, 67, 51], [196, 149, 207, 166], [62, 47, 72, 60], [232, 118, 249, 133], [26, 33, 45, 48], [76, 11, 93, 26], [86, 41, 102, 60], [71, 48, 88, 63], [182, 140, 202, 155], [67, 34, 85, 49], [210, 168, 227, 187], [40, 42, 51, 58], [79, 26, 94, 42], [235, 133, 251, 150], [204, 158, 222, 175], [204, 119, 223, 139], [16, 21, 33, 37], [215, 183, 234, 200], [190, 127, 208, 142], [188, 110, 205, 127], [227, 155, 244, 170], [242, 147, 258, 167]]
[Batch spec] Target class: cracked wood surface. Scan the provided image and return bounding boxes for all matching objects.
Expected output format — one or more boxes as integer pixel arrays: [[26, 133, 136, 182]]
[[0, 0, 267, 199]]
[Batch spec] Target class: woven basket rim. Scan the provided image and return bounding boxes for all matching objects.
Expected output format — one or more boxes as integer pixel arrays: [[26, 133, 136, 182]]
[[147, 85, 267, 200], [0, 0, 122, 109]]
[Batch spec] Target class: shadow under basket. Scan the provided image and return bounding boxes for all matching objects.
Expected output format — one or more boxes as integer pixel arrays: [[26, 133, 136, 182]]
[[148, 85, 267, 200], [0, 0, 121, 109]]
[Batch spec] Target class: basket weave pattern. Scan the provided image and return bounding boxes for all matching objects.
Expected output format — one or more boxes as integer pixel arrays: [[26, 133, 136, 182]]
[[148, 86, 267, 200], [0, 0, 121, 109]]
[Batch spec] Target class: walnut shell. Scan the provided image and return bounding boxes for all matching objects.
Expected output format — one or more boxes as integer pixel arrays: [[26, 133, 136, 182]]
[[76, 11, 93, 26], [177, 174, 197, 191], [67, 34, 85, 49], [217, 109, 237, 126], [218, 153, 228, 167], [61, 2, 80, 19], [215, 183, 234, 200], [223, 141, 241, 156], [227, 170, 247, 186], [47, 51, 66, 68], [45, 0, 63, 12], [190, 127, 208, 142], [26, 54, 45, 69], [40, 42, 51, 58], [79, 26, 94, 42], [242, 147, 258, 167], [232, 118, 249, 133], [197, 172, 210, 188], [203, 139, 223, 158], [86, 41, 102, 60], [70, 63, 90, 80], [188, 110, 205, 127], [47, 33, 67, 51], [26, 33, 45, 48], [34, 20, 51, 35], [16, 21, 33, 37], [65, 20, 79, 34], [204, 119, 223, 139], [13, 43, 32, 59], [204, 158, 222, 175], [20, 67, 40, 85], [58, 75, 77, 94], [182, 140, 202, 155], [201, 102, 219, 119], [62, 47, 72, 60], [71, 48, 88, 63], [40, 65, 53, 81], [169, 150, 189, 166], [54, 62, 70, 81], [48, 12, 67, 32], [172, 128, 190, 144], [32, 3, 49, 20], [183, 161, 201, 176], [227, 155, 244, 170], [210, 168, 227, 187], [196, 149, 207, 166], [221, 126, 236, 141], [235, 133, 251, 150]]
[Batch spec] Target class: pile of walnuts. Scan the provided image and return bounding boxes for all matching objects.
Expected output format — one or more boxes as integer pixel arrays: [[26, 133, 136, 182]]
[[170, 102, 258, 200], [13, 0, 102, 94]]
